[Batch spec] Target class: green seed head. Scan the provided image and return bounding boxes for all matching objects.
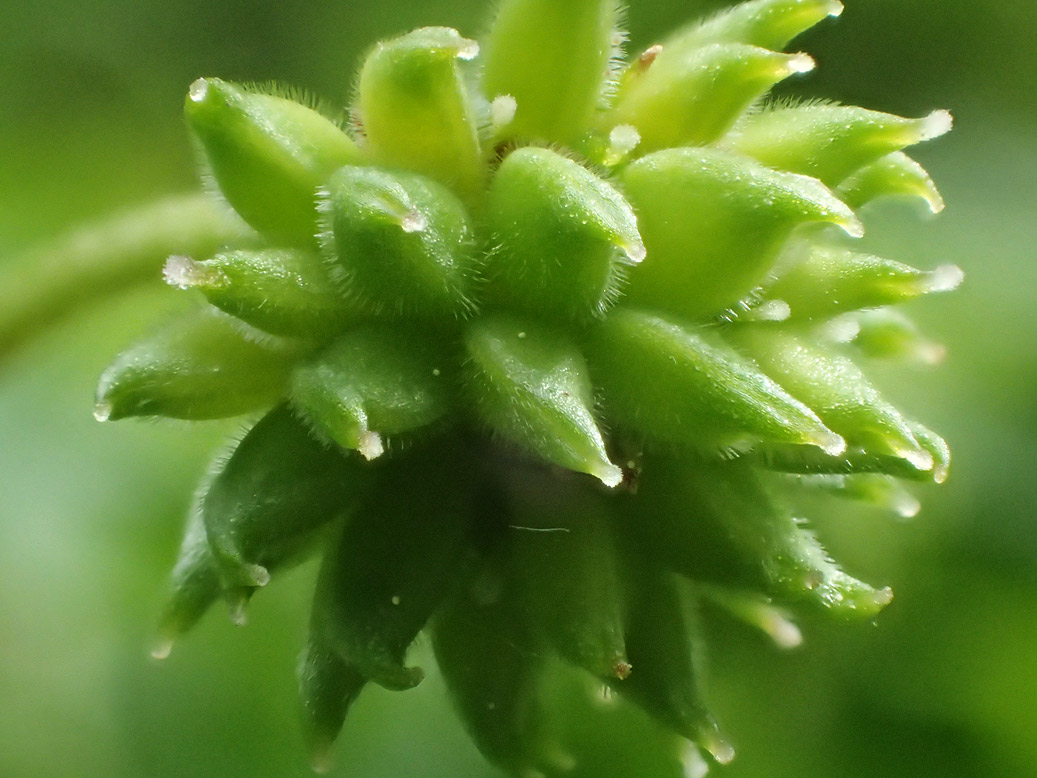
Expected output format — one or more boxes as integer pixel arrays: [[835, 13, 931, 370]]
[[98, 0, 958, 773]]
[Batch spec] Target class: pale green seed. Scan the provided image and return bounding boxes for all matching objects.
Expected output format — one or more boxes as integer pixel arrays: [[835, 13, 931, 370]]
[[724, 103, 953, 186], [619, 147, 861, 320], [730, 327, 934, 470], [185, 78, 363, 246], [484, 0, 621, 144], [163, 249, 357, 339], [357, 27, 484, 199], [610, 43, 816, 151], [757, 244, 963, 321], [836, 151, 945, 213], [664, 0, 844, 52], [95, 309, 303, 422]]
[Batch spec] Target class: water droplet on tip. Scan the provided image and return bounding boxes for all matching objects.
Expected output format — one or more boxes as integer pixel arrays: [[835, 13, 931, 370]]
[[754, 299, 791, 322], [399, 210, 427, 234], [920, 110, 953, 141], [596, 463, 624, 489], [786, 53, 816, 75], [490, 95, 517, 128], [358, 430, 385, 460], [923, 264, 964, 293], [188, 78, 209, 103], [817, 432, 847, 457], [456, 39, 480, 61]]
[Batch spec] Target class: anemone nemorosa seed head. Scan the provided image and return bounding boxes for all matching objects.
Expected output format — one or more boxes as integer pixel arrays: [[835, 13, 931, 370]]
[[97, 1, 959, 773]]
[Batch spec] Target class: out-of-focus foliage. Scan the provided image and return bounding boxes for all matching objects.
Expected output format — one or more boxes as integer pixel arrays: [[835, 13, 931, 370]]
[[0, 2, 1034, 778]]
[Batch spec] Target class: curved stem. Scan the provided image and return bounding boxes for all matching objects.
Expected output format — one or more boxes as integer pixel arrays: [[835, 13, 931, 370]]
[[0, 193, 255, 365]]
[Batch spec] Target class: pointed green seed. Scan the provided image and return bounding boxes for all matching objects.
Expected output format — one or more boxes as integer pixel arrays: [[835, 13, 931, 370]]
[[627, 457, 892, 618], [484, 0, 622, 144], [791, 473, 921, 518], [433, 575, 548, 776], [310, 449, 473, 690], [319, 165, 479, 319], [665, 0, 843, 52], [758, 244, 963, 320], [185, 78, 363, 245], [202, 405, 364, 602], [290, 326, 453, 459], [724, 103, 953, 186], [836, 151, 945, 213], [153, 503, 221, 660], [502, 472, 630, 681], [587, 308, 845, 455], [95, 309, 302, 421], [357, 27, 484, 199], [163, 249, 357, 339], [731, 327, 934, 469], [297, 635, 367, 774], [615, 572, 733, 763], [825, 308, 948, 366], [485, 146, 644, 320], [611, 43, 816, 151], [464, 315, 622, 487], [619, 147, 861, 319]]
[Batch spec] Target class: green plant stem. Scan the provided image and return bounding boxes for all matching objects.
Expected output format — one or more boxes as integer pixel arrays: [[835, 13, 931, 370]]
[[0, 193, 254, 365]]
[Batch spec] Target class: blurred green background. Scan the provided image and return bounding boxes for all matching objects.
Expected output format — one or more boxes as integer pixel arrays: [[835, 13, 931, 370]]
[[1, 1, 1034, 777]]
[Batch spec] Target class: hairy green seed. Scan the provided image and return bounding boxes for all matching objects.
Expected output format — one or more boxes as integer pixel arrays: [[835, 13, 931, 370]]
[[484, 0, 621, 145], [665, 0, 844, 51], [185, 78, 362, 246], [619, 146, 861, 319], [724, 103, 953, 186], [433, 573, 549, 776], [485, 146, 644, 320], [290, 326, 454, 459], [95, 309, 303, 422], [758, 244, 963, 321], [358, 27, 484, 199], [615, 571, 733, 764], [201, 405, 364, 611], [163, 248, 357, 339], [588, 308, 845, 455], [502, 470, 630, 681], [296, 635, 367, 774], [311, 450, 473, 691], [464, 314, 622, 487], [319, 165, 479, 318], [836, 151, 945, 213], [731, 327, 935, 470], [612, 43, 815, 151], [626, 457, 892, 618]]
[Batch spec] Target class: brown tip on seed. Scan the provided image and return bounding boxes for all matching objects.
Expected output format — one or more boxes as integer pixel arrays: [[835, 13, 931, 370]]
[[637, 44, 663, 70]]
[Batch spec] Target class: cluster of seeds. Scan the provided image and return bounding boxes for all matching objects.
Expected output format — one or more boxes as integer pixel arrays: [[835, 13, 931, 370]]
[[96, 0, 959, 774]]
